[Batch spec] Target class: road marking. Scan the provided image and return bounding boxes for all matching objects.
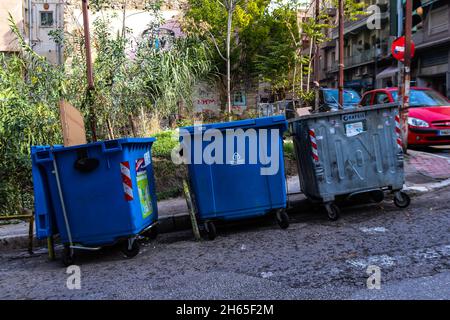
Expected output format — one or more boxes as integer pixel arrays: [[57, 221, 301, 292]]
[[260, 272, 274, 279], [347, 254, 395, 269], [359, 227, 388, 234], [346, 244, 450, 269]]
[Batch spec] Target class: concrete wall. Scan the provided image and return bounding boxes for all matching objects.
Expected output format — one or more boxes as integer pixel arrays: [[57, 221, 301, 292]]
[[0, 0, 24, 52]]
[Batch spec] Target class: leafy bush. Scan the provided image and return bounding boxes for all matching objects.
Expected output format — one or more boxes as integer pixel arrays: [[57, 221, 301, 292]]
[[151, 130, 179, 159], [0, 17, 63, 215], [283, 139, 295, 160]]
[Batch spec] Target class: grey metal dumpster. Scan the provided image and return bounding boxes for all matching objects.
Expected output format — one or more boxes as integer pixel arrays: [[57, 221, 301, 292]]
[[289, 103, 410, 220]]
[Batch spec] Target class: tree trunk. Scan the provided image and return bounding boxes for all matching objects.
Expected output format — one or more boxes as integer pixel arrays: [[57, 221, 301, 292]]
[[106, 118, 115, 140], [306, 37, 314, 92], [226, 2, 233, 115], [129, 114, 137, 137], [122, 0, 126, 39], [292, 63, 297, 107]]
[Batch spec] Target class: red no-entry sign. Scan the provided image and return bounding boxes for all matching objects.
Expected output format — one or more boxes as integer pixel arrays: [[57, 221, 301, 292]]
[[391, 36, 415, 62]]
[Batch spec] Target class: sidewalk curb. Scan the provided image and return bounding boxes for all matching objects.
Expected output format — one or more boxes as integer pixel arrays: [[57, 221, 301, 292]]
[[0, 215, 192, 252], [0, 235, 47, 251], [404, 178, 450, 196], [2, 178, 450, 252]]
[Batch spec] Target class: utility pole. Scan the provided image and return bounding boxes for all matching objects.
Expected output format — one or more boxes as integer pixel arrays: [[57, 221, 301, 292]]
[[338, 0, 344, 107], [81, 0, 97, 141], [401, 0, 412, 151], [313, 0, 320, 111]]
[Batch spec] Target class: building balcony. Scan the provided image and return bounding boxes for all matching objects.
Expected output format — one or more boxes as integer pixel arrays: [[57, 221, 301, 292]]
[[323, 47, 389, 74], [331, 11, 389, 39]]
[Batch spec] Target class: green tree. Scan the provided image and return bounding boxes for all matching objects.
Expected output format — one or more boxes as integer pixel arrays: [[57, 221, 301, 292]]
[[185, 0, 271, 111], [0, 15, 63, 214]]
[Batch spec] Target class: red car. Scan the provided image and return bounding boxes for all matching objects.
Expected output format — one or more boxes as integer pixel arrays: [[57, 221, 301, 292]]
[[360, 87, 450, 146]]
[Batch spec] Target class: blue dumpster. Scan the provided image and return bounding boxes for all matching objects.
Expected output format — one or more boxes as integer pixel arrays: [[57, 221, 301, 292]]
[[180, 116, 289, 239], [31, 138, 158, 264]]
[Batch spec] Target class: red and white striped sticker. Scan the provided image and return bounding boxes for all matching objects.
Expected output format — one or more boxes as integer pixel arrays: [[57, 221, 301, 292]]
[[309, 128, 319, 162], [394, 115, 403, 149], [120, 161, 133, 201], [135, 158, 145, 172]]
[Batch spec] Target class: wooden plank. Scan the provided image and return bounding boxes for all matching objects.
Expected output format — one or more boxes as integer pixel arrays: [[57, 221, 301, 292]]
[[59, 100, 87, 147]]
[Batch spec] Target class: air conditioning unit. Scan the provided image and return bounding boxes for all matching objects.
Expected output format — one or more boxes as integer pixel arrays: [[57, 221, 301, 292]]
[[362, 66, 369, 75]]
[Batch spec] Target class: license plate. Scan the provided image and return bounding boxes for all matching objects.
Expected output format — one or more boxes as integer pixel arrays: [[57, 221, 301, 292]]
[[439, 130, 450, 136]]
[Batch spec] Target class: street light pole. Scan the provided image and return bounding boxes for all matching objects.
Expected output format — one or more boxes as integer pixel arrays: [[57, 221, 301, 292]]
[[338, 0, 344, 107], [313, 0, 321, 111], [401, 0, 413, 152], [81, 0, 97, 142]]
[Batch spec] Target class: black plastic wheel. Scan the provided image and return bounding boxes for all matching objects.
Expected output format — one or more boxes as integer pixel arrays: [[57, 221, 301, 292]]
[[121, 239, 140, 258], [370, 190, 385, 203], [62, 245, 75, 267], [204, 221, 217, 240], [276, 209, 290, 229], [144, 225, 158, 240], [394, 191, 410, 208], [325, 203, 340, 221]]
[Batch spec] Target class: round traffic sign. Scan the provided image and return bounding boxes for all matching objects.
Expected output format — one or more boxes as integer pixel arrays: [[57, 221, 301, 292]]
[[391, 36, 415, 62]]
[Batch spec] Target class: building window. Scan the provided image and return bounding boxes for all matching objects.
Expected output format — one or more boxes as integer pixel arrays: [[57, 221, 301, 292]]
[[233, 91, 246, 106], [40, 11, 54, 27], [428, 6, 448, 35]]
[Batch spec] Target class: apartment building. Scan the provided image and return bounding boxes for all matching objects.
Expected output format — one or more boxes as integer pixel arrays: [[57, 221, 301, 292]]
[[319, 0, 393, 93], [318, 0, 450, 98], [0, 0, 25, 53], [0, 0, 183, 63]]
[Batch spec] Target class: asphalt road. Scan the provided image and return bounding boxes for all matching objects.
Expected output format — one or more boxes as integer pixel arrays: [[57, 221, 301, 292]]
[[0, 187, 449, 300]]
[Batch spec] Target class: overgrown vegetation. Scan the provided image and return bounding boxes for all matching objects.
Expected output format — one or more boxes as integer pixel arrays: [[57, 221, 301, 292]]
[[0, 6, 213, 214], [1, 0, 368, 214]]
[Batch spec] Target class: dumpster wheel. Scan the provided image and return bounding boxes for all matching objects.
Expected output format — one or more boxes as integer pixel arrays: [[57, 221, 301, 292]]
[[394, 191, 411, 209], [121, 238, 140, 258], [143, 225, 158, 240], [62, 245, 75, 267], [204, 221, 217, 241], [325, 203, 340, 221], [276, 209, 290, 229]]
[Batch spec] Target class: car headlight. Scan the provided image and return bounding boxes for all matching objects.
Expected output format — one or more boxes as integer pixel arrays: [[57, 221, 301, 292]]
[[407, 117, 429, 128]]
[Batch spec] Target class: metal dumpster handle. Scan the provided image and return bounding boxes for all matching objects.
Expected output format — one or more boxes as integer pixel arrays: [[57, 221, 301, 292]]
[[34, 150, 54, 163], [102, 140, 123, 153]]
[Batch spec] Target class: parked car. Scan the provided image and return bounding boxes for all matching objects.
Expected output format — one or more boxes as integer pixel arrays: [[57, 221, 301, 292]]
[[359, 87, 450, 146], [260, 100, 302, 119], [318, 88, 361, 112]]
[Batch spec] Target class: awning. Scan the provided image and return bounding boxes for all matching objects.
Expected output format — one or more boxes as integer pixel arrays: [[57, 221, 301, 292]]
[[376, 66, 398, 79]]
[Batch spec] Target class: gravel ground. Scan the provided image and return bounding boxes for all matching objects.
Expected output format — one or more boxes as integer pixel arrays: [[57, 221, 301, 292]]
[[0, 187, 449, 300]]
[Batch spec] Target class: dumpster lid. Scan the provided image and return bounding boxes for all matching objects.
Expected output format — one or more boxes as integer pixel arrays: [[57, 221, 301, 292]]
[[48, 137, 156, 153], [287, 102, 399, 123], [180, 115, 287, 134]]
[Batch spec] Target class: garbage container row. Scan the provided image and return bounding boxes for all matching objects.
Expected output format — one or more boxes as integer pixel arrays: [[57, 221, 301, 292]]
[[31, 105, 410, 265]]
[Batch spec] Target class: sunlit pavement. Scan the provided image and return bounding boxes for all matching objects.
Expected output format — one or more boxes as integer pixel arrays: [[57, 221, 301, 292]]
[[410, 145, 450, 159]]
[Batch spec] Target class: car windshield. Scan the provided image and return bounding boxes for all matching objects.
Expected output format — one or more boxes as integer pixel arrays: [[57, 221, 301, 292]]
[[391, 89, 449, 107], [323, 89, 361, 105]]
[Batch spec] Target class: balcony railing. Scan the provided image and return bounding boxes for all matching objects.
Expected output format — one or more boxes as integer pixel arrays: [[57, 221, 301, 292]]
[[324, 47, 388, 73], [331, 11, 389, 39]]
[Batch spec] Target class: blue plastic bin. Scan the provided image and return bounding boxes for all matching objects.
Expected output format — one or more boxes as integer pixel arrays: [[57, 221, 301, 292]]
[[31, 138, 158, 261], [180, 116, 289, 238]]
